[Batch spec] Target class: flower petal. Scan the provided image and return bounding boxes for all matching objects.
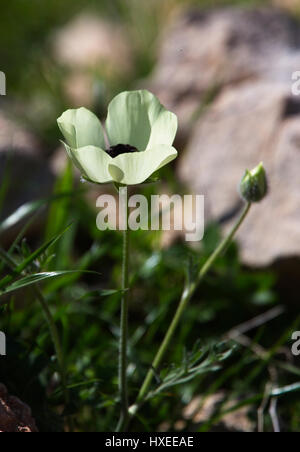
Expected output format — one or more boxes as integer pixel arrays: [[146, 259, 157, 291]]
[[106, 90, 177, 151], [57, 107, 106, 149], [63, 143, 113, 184], [61, 142, 89, 179], [108, 145, 178, 185]]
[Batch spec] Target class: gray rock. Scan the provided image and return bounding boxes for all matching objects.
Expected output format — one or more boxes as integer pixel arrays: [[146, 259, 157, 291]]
[[52, 13, 133, 73], [152, 7, 300, 265], [0, 110, 39, 154], [150, 7, 300, 141], [178, 81, 300, 266]]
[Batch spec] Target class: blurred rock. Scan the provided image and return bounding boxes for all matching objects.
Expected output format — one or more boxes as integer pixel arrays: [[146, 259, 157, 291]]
[[185, 392, 255, 432], [0, 150, 55, 242], [0, 110, 39, 155], [272, 0, 300, 13], [150, 7, 300, 141], [50, 145, 69, 176], [0, 383, 37, 432], [178, 81, 300, 266], [52, 13, 133, 75], [0, 150, 54, 214], [52, 13, 133, 107], [221, 400, 255, 432], [152, 7, 300, 266], [173, 392, 254, 432], [183, 392, 225, 422], [62, 72, 95, 107]]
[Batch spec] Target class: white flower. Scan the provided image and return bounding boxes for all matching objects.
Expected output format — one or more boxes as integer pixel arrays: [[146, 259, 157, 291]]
[[57, 90, 178, 185]]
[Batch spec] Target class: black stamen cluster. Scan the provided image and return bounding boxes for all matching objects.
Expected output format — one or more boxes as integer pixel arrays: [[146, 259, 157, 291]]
[[106, 144, 138, 158]]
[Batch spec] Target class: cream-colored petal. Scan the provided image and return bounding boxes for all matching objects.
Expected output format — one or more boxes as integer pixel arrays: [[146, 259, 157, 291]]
[[106, 90, 177, 150], [108, 145, 178, 185], [65, 144, 113, 183], [57, 107, 106, 149]]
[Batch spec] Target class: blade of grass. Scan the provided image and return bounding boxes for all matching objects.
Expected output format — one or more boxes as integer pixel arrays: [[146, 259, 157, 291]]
[[0, 270, 101, 295], [0, 190, 83, 236], [45, 162, 76, 269], [0, 223, 73, 291]]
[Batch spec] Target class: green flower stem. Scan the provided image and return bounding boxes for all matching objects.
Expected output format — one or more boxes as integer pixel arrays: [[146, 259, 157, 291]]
[[135, 202, 252, 406], [117, 195, 130, 432]]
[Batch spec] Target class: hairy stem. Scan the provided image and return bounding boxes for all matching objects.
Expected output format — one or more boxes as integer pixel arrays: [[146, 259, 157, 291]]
[[116, 190, 130, 432], [135, 202, 252, 405]]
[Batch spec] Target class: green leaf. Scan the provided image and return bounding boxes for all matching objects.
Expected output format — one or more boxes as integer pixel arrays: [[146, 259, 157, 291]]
[[0, 246, 16, 270], [45, 162, 76, 269], [271, 382, 300, 397], [0, 271, 100, 295], [0, 199, 45, 234], [0, 223, 73, 291], [52, 379, 102, 397], [44, 242, 107, 293], [0, 192, 83, 235], [75, 288, 127, 302], [146, 341, 234, 400], [45, 161, 74, 240]]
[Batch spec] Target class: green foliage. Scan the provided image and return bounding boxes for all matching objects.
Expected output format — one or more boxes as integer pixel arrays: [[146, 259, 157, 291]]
[[1, 175, 299, 431], [0, 0, 300, 433], [146, 341, 236, 400]]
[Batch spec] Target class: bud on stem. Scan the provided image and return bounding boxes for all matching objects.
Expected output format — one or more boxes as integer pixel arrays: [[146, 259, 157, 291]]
[[240, 162, 267, 203]]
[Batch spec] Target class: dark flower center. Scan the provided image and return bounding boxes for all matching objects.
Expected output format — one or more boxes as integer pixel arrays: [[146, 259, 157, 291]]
[[106, 144, 138, 158]]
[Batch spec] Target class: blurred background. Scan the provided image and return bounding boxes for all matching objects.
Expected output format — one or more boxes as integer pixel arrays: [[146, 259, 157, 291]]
[[1, 0, 300, 432]]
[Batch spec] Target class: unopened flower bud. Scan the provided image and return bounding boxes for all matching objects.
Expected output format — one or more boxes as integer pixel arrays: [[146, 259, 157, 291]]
[[240, 162, 267, 203]]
